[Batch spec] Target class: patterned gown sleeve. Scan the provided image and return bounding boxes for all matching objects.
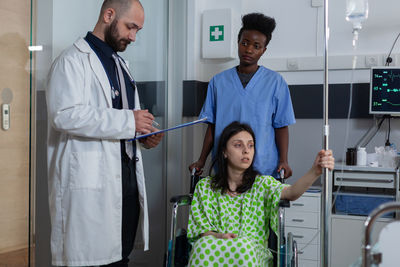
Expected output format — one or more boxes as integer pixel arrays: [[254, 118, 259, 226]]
[[262, 175, 287, 236], [187, 178, 218, 243]]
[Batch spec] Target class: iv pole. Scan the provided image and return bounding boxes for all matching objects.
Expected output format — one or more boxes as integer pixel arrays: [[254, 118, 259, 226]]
[[321, 0, 330, 266]]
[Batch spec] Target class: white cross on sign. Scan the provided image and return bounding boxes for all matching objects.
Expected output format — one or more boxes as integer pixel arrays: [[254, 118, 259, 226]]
[[212, 28, 222, 40], [210, 25, 224, 41]]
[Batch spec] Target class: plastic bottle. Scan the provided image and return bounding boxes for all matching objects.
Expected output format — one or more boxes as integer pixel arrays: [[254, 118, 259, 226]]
[[357, 147, 367, 166], [346, 0, 369, 48], [345, 0, 369, 31]]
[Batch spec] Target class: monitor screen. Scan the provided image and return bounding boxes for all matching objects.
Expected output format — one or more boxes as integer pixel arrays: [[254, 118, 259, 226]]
[[370, 67, 400, 115]]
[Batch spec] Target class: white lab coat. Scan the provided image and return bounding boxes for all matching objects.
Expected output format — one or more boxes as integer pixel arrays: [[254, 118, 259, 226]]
[[46, 37, 149, 266]]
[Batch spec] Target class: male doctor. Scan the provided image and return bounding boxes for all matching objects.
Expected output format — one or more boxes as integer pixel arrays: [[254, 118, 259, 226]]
[[46, 0, 163, 266]]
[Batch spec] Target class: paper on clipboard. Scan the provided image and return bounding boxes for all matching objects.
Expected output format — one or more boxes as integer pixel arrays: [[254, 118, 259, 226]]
[[130, 117, 208, 141]]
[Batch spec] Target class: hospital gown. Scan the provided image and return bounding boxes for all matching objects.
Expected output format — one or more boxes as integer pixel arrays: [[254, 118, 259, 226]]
[[199, 66, 296, 177], [187, 175, 286, 267]]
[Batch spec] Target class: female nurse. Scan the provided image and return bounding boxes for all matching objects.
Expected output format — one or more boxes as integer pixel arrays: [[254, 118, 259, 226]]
[[189, 13, 296, 179]]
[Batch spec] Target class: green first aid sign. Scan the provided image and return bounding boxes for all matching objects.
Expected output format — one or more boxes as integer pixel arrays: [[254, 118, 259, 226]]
[[210, 25, 224, 41]]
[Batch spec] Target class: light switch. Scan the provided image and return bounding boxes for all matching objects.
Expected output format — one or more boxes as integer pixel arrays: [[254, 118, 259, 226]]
[[2, 104, 10, 130]]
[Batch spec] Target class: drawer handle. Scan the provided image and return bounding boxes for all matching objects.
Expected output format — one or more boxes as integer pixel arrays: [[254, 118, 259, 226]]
[[336, 177, 393, 184], [292, 219, 304, 223], [293, 235, 304, 239], [293, 203, 305, 207]]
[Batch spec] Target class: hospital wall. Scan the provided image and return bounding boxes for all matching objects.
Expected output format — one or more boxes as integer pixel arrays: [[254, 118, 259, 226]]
[[32, 0, 400, 266], [181, 0, 400, 184]]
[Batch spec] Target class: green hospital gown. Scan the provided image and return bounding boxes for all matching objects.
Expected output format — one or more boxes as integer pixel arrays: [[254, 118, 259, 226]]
[[187, 175, 286, 267]]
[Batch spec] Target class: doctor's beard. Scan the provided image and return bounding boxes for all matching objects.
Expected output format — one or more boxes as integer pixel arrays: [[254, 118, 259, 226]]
[[104, 19, 131, 52]]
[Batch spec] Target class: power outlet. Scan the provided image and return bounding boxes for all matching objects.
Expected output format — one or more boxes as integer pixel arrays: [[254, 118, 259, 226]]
[[287, 59, 299, 70], [365, 55, 381, 67]]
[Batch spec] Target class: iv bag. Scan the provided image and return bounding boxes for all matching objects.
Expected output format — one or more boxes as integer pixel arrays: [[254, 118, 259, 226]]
[[346, 0, 369, 31]]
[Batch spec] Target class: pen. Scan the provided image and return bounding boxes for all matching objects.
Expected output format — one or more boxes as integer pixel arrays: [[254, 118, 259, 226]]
[[152, 120, 160, 127]]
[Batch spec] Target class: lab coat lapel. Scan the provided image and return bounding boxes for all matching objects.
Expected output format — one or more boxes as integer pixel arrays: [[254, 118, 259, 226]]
[[74, 38, 112, 108], [89, 52, 113, 108]]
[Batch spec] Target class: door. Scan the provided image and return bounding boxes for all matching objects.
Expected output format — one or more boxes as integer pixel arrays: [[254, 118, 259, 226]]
[[0, 0, 34, 266]]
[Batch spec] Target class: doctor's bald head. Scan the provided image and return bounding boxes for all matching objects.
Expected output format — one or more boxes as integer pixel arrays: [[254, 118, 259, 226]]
[[94, 0, 144, 52], [100, 0, 143, 20]]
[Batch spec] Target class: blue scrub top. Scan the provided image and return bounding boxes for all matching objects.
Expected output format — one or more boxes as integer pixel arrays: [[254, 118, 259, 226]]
[[199, 66, 296, 177]]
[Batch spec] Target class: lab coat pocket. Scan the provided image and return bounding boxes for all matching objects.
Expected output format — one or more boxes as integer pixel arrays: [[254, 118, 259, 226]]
[[69, 151, 105, 190]]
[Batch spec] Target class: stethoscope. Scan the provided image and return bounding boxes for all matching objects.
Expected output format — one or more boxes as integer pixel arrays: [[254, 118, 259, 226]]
[[110, 55, 136, 100]]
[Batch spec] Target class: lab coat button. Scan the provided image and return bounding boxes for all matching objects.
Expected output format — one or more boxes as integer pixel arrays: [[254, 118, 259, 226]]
[[135, 157, 139, 162]]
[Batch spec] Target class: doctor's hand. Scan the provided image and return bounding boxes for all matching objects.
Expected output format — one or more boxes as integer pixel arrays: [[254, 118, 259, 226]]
[[139, 127, 164, 149], [133, 109, 154, 134]]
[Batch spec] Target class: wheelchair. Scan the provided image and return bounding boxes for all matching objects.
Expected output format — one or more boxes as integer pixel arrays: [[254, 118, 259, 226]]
[[165, 170, 298, 267]]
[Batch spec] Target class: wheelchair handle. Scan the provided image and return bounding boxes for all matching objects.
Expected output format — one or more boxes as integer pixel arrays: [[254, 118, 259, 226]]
[[190, 168, 198, 194], [278, 169, 285, 183]]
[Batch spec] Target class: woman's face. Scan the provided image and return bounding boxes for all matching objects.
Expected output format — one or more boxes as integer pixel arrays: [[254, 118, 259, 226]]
[[238, 29, 267, 67], [224, 130, 255, 172]]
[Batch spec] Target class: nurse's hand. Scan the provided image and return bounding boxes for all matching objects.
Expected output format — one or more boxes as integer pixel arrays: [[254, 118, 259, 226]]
[[133, 109, 154, 134], [189, 160, 205, 176], [277, 161, 292, 179], [139, 127, 164, 149]]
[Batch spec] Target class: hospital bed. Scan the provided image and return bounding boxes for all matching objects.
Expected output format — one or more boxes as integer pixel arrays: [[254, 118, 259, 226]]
[[165, 170, 298, 267], [361, 201, 400, 267]]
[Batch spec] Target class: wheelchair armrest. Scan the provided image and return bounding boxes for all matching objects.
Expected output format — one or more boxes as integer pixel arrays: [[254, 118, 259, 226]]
[[170, 194, 193, 205], [279, 199, 290, 208]]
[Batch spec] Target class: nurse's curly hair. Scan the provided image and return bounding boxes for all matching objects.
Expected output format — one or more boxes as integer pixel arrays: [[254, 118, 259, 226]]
[[237, 13, 276, 47], [210, 121, 260, 194]]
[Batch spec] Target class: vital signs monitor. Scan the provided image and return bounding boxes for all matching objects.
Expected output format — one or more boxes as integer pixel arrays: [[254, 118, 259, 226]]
[[370, 67, 400, 115]]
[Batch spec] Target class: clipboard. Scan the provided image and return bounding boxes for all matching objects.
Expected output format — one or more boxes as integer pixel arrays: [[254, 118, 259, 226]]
[[130, 117, 208, 141]]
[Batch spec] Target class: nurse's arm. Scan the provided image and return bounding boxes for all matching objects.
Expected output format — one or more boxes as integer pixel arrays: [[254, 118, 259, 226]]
[[188, 123, 214, 175], [275, 126, 292, 178]]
